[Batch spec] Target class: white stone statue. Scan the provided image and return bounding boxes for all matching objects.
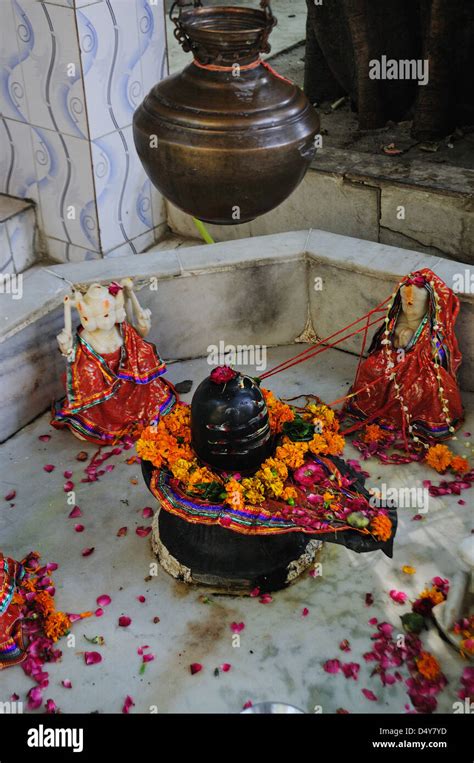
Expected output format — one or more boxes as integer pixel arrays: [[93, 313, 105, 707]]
[[56, 278, 152, 359]]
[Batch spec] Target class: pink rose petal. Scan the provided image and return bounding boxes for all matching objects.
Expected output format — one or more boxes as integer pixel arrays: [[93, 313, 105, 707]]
[[64, 480, 74, 492], [362, 688, 378, 701], [412, 514, 424, 521], [259, 593, 273, 604], [81, 547, 94, 557], [122, 695, 135, 714], [43, 464, 55, 473], [250, 587, 260, 597], [118, 616, 131, 627], [74, 524, 85, 533], [4, 489, 16, 501], [61, 679, 72, 689], [365, 593, 374, 606], [27, 686, 43, 710], [45, 698, 58, 714], [95, 608, 104, 617], [64, 470, 73, 479], [323, 659, 341, 674], [389, 589, 408, 604], [302, 607, 309, 617], [220, 663, 231, 672], [190, 663, 202, 675], [136, 526, 151, 537], [242, 700, 253, 709], [39, 434, 51, 442], [341, 662, 360, 680], [68, 505, 82, 518], [368, 617, 378, 625], [142, 507, 154, 519], [96, 595, 111, 607], [137, 595, 146, 603], [117, 526, 128, 537], [230, 622, 245, 633], [84, 651, 102, 665], [143, 653, 155, 663]]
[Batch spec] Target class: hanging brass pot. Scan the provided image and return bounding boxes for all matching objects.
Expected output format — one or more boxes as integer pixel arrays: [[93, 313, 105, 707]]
[[133, 1, 320, 225]]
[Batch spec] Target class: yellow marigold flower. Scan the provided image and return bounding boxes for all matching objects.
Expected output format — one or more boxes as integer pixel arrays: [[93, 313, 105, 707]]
[[416, 652, 440, 680], [44, 611, 71, 642], [402, 565, 416, 575], [425, 444, 452, 473], [241, 477, 266, 505], [308, 434, 328, 455], [308, 403, 336, 429], [323, 491, 334, 503], [170, 458, 194, 482], [451, 455, 470, 475], [324, 432, 345, 456], [264, 478, 285, 499], [258, 457, 288, 482], [371, 514, 392, 542]]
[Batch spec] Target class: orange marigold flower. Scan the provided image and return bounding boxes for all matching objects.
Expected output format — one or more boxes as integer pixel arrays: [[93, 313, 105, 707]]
[[225, 479, 245, 511], [425, 444, 452, 473], [450, 455, 470, 475], [363, 424, 385, 444], [323, 491, 335, 503], [419, 587, 445, 606], [35, 591, 55, 616], [275, 442, 308, 469], [44, 611, 71, 642], [371, 514, 392, 542], [416, 652, 440, 680], [281, 486, 298, 502], [324, 432, 345, 456]]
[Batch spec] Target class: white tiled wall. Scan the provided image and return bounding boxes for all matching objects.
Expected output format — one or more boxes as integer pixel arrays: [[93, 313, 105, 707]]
[[0, 0, 168, 263]]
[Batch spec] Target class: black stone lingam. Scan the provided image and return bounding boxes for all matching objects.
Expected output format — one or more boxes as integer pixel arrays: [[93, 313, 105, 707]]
[[142, 368, 397, 592], [191, 369, 272, 474]]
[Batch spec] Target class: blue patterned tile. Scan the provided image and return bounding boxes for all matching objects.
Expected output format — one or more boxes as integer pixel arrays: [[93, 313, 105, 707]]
[[0, 1, 30, 122], [91, 124, 153, 252], [77, 0, 144, 139], [14, 0, 88, 138], [0, 118, 39, 204], [32, 126, 98, 250]]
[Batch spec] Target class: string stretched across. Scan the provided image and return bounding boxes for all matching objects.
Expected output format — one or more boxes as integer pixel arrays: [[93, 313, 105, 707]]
[[260, 296, 391, 381]]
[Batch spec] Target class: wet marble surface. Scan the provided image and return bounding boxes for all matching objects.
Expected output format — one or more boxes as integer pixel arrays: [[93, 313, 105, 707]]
[[0, 345, 472, 714]]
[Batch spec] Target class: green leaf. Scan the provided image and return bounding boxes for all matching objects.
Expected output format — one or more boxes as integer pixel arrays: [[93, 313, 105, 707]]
[[282, 415, 314, 442]]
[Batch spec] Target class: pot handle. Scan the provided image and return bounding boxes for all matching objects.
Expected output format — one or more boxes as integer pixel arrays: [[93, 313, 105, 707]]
[[170, 1, 276, 55]]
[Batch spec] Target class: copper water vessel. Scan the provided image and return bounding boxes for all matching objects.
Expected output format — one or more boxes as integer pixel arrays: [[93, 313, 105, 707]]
[[133, 1, 320, 225]]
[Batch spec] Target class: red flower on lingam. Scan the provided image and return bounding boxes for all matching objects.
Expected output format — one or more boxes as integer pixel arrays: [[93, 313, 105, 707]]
[[210, 366, 238, 384], [108, 282, 123, 296]]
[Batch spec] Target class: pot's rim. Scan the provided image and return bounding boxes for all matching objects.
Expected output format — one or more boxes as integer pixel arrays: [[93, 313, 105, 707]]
[[180, 5, 274, 37]]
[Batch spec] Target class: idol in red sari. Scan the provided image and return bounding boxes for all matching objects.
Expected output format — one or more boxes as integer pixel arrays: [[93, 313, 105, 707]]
[[344, 269, 463, 444], [0, 555, 26, 670], [51, 280, 177, 444]]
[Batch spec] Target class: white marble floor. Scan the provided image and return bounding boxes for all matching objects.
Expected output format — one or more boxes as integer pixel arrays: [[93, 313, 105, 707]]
[[165, 0, 307, 74], [1, 346, 472, 714]]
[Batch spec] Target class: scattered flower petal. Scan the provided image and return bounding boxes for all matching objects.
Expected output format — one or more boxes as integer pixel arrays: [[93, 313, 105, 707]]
[[4, 489, 16, 501], [64, 481, 74, 492], [136, 526, 151, 537], [74, 524, 85, 533], [220, 663, 231, 672], [365, 593, 374, 606], [259, 593, 273, 604], [137, 595, 146, 603], [43, 464, 55, 473], [249, 587, 260, 598], [39, 434, 51, 442], [190, 663, 202, 675], [390, 589, 408, 604], [68, 506, 82, 518], [323, 659, 341, 674], [122, 695, 135, 714], [118, 616, 131, 627], [302, 607, 309, 617], [230, 622, 245, 633], [362, 689, 378, 701], [81, 547, 94, 557], [142, 507, 154, 519], [402, 565, 416, 575], [96, 595, 111, 607], [117, 526, 128, 537], [84, 651, 102, 665], [61, 679, 72, 688]]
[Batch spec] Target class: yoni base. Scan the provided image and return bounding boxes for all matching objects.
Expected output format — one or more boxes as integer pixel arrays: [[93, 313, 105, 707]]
[[151, 509, 323, 594]]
